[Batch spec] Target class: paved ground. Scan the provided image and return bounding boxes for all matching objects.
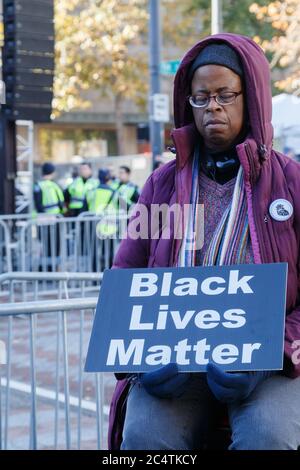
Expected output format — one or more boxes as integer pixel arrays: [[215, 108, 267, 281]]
[[0, 297, 116, 450]]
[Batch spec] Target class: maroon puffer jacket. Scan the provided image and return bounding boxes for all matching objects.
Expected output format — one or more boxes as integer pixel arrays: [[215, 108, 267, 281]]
[[108, 33, 300, 449]]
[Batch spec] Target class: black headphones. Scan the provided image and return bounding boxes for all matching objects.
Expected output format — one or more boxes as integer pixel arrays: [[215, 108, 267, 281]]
[[206, 155, 239, 173]]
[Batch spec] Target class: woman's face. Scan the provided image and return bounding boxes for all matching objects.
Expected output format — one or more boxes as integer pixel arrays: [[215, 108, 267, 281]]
[[191, 64, 245, 153]]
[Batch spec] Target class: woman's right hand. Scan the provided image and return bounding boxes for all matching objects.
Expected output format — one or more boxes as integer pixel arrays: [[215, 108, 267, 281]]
[[138, 363, 191, 399]]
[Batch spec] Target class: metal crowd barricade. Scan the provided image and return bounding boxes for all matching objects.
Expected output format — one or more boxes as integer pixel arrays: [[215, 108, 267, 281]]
[[76, 211, 128, 273], [0, 212, 129, 274], [0, 272, 115, 450], [14, 212, 128, 273], [0, 220, 12, 274], [0, 271, 103, 303], [0, 214, 37, 274]]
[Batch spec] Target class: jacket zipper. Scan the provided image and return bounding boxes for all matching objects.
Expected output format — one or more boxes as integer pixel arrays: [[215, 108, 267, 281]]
[[244, 142, 256, 186], [169, 135, 184, 267], [244, 142, 267, 264], [171, 165, 182, 267]]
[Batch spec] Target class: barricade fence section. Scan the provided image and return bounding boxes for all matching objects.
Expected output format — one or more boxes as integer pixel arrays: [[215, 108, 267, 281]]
[[0, 212, 123, 449], [0, 274, 115, 450], [0, 215, 36, 274], [0, 213, 129, 274], [0, 272, 102, 304]]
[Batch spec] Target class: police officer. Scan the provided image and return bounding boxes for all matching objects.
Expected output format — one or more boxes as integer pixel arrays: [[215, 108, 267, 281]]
[[33, 162, 64, 214], [107, 165, 120, 191], [86, 168, 117, 270], [114, 166, 139, 211], [88, 169, 115, 213], [64, 162, 98, 216], [33, 162, 64, 270], [88, 168, 118, 238]]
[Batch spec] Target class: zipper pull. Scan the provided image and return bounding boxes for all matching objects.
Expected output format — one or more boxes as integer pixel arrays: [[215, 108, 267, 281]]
[[264, 214, 269, 223], [167, 146, 176, 154]]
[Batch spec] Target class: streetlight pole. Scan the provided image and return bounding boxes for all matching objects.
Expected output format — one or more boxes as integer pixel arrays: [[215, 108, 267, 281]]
[[149, 0, 163, 170], [211, 0, 223, 35]]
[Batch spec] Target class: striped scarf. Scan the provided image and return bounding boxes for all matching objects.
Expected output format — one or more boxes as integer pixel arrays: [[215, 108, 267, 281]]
[[178, 149, 249, 267]]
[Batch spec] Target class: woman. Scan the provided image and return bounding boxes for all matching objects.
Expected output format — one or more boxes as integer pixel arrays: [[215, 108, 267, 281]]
[[108, 33, 300, 450]]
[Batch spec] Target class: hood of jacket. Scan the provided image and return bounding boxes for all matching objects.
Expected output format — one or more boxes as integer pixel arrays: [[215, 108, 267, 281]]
[[172, 33, 274, 170]]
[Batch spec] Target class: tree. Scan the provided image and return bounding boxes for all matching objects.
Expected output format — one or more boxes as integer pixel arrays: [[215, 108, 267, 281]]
[[54, 0, 148, 155], [54, 1, 200, 155], [185, 0, 275, 39], [249, 1, 300, 95], [185, 1, 300, 95]]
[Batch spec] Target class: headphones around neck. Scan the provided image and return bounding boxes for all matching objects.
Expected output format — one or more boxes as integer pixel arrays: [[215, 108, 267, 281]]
[[204, 153, 239, 175]]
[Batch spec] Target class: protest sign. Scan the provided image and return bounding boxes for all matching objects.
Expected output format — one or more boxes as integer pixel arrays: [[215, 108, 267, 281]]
[[85, 263, 287, 372]]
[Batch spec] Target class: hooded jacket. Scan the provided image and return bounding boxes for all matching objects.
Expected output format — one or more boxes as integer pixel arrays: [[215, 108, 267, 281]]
[[108, 33, 300, 449]]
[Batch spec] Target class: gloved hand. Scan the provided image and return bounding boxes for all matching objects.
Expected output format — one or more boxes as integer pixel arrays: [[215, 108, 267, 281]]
[[138, 363, 191, 399], [206, 363, 274, 404]]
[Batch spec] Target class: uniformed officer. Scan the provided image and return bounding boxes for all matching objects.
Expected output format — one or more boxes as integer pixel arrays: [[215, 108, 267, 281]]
[[33, 162, 64, 270], [64, 162, 98, 216], [88, 169, 115, 213], [113, 165, 139, 211], [88, 168, 118, 238], [107, 165, 120, 191], [33, 162, 64, 214]]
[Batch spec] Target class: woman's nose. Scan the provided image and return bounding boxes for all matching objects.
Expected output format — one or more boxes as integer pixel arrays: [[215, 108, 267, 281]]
[[206, 95, 222, 111]]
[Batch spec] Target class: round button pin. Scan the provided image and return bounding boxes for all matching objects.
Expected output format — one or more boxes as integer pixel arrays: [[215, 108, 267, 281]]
[[269, 199, 293, 221]]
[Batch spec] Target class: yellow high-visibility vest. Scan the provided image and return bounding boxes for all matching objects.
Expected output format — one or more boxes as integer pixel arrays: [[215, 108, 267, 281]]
[[37, 180, 64, 214], [68, 177, 98, 209]]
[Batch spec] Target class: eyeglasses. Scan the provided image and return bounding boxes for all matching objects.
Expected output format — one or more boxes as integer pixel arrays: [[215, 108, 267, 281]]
[[188, 91, 242, 108]]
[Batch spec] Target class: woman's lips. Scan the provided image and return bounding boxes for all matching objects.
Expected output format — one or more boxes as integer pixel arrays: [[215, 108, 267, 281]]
[[205, 122, 227, 129], [205, 123, 226, 131]]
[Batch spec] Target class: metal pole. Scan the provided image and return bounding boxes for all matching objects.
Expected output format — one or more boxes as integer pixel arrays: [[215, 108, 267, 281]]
[[15, 121, 34, 214], [149, 0, 162, 170], [0, 117, 16, 214], [29, 314, 37, 449], [211, 0, 223, 35]]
